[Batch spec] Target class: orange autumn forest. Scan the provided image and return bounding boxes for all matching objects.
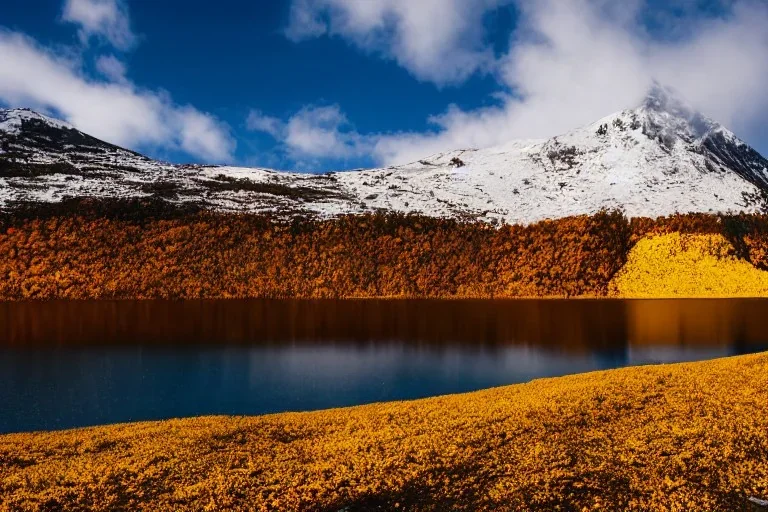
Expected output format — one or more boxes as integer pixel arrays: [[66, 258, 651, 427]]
[[3, 201, 768, 300]]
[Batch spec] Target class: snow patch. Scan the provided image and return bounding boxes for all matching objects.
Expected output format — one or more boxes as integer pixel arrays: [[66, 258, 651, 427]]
[[0, 108, 74, 135]]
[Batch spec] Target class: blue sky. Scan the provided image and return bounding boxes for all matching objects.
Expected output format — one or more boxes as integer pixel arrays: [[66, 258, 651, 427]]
[[1, 0, 767, 172]]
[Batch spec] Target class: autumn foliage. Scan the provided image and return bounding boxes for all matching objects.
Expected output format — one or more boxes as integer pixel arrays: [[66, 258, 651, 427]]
[[630, 213, 768, 267], [0, 207, 632, 300], [4, 201, 768, 300], [611, 233, 768, 297]]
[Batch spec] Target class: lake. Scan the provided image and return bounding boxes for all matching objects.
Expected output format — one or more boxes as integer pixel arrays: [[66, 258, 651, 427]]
[[1, 299, 767, 434]]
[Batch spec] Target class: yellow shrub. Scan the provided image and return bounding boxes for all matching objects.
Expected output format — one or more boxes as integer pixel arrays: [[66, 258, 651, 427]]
[[610, 232, 768, 297]]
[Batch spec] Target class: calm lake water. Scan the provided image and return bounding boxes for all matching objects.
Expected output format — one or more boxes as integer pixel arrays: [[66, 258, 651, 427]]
[[1, 299, 767, 434]]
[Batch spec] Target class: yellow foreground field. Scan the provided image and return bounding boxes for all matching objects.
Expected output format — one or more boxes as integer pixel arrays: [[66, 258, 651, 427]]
[[2, 353, 768, 511]]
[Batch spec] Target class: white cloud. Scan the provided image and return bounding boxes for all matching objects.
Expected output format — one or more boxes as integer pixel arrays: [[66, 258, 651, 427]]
[[95, 54, 127, 82], [0, 30, 235, 163], [370, 0, 768, 165], [175, 107, 235, 164], [246, 110, 283, 138], [650, 2, 768, 128], [247, 104, 372, 161], [285, 105, 371, 158], [62, 0, 136, 50], [285, 0, 511, 86]]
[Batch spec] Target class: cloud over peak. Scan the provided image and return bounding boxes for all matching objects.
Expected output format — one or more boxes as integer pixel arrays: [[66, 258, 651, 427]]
[[280, 0, 768, 166]]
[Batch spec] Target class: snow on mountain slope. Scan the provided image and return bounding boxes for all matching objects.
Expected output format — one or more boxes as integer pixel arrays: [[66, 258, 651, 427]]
[[2, 85, 768, 224], [334, 85, 768, 223], [0, 109, 74, 136]]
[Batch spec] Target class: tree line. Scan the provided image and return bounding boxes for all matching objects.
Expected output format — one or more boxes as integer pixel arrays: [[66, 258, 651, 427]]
[[2, 201, 767, 300]]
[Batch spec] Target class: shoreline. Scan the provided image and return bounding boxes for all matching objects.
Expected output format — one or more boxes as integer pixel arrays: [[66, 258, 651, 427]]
[[3, 352, 767, 511]]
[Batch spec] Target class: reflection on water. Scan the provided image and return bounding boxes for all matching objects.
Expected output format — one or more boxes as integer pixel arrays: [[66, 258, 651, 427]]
[[0, 299, 766, 433], [4, 298, 768, 349]]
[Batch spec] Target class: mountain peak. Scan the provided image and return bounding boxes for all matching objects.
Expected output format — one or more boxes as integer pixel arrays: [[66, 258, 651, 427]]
[[3, 92, 768, 224], [631, 82, 723, 144], [642, 82, 691, 115]]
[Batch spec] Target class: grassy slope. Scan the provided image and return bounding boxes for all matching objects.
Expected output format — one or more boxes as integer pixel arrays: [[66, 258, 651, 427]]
[[2, 353, 767, 511]]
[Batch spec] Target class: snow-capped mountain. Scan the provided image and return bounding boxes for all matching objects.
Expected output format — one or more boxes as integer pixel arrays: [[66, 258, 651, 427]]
[[2, 85, 768, 224]]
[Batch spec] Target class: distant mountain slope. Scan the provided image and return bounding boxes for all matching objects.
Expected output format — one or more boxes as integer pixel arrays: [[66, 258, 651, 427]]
[[2, 85, 768, 223]]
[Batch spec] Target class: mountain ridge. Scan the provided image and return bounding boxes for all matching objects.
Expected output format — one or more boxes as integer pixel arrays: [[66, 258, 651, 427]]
[[2, 85, 768, 224]]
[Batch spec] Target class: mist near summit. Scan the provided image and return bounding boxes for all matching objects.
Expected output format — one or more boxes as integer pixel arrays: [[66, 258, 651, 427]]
[[278, 0, 768, 167]]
